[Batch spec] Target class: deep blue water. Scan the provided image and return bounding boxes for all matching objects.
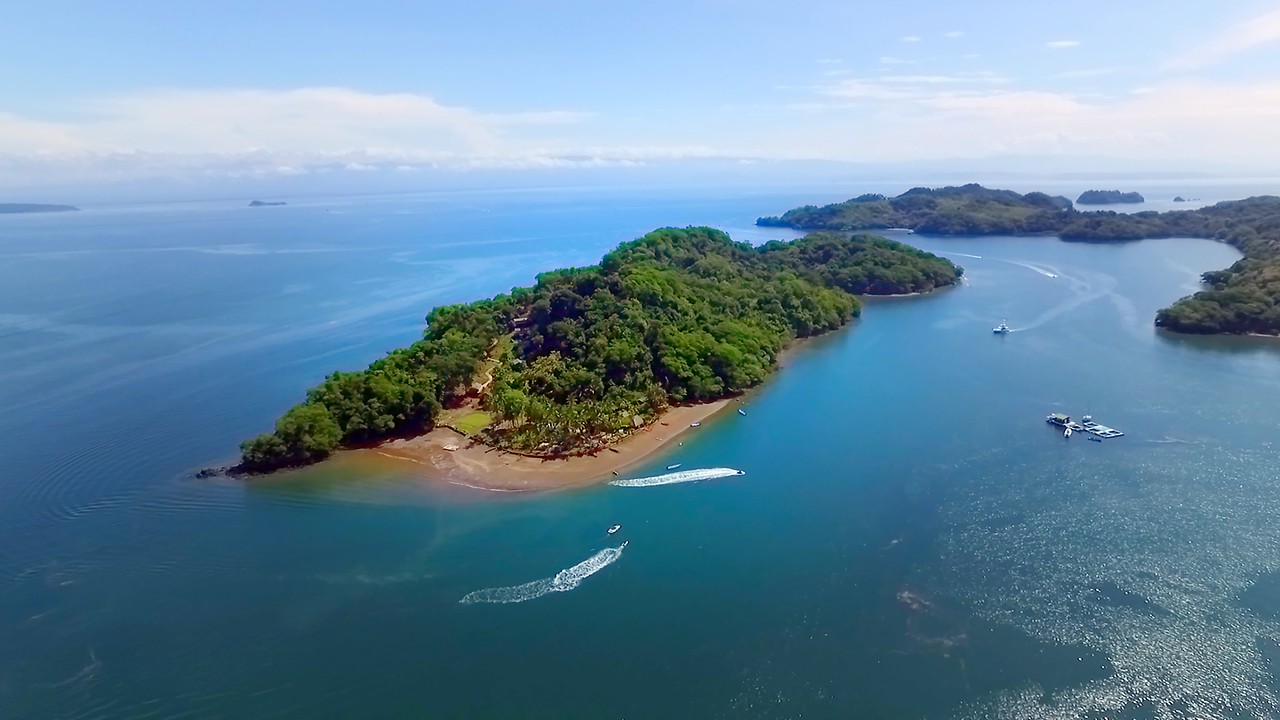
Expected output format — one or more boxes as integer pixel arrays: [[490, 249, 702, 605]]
[[2, 184, 1280, 719]]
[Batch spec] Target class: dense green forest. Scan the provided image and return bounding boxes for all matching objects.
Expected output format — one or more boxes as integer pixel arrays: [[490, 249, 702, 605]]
[[759, 185, 1280, 336], [757, 184, 1074, 235], [1076, 190, 1144, 205], [238, 228, 960, 472]]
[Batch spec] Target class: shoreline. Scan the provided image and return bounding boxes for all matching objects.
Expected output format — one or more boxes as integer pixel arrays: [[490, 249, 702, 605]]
[[322, 399, 737, 491], [229, 285, 964, 489]]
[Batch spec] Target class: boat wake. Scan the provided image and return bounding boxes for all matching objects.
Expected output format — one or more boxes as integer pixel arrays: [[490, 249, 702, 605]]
[[609, 467, 745, 488], [1001, 259, 1060, 278], [460, 544, 626, 604]]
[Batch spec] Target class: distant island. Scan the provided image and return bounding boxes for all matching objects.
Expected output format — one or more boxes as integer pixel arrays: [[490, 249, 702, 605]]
[[248, 200, 287, 207], [236, 227, 960, 474], [757, 184, 1280, 336], [1077, 190, 1145, 205], [0, 203, 79, 214]]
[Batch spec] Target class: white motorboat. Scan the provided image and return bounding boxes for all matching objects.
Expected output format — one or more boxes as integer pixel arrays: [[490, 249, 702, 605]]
[[993, 320, 1011, 334], [607, 524, 621, 535]]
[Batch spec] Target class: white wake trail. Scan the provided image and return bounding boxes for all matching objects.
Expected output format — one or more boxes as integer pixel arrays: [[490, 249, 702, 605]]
[[460, 544, 626, 604], [609, 467, 745, 488], [1001, 259, 1060, 278]]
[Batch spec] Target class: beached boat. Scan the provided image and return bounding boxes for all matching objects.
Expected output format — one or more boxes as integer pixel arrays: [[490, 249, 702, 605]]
[[690, 421, 701, 427], [607, 524, 621, 535]]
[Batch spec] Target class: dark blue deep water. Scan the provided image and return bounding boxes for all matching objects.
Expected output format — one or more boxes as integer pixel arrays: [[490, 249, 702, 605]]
[[3, 184, 1280, 719]]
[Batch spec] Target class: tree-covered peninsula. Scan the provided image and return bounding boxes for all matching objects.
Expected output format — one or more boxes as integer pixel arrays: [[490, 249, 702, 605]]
[[238, 227, 960, 473], [758, 184, 1280, 336]]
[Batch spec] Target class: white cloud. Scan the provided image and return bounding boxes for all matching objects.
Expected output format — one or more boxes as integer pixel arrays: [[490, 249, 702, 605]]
[[1047, 40, 1081, 49], [822, 73, 1009, 101], [901, 35, 921, 43], [1166, 8, 1280, 70], [0, 87, 741, 186], [879, 56, 917, 65], [0, 87, 614, 184], [878, 73, 1009, 85], [11, 73, 1280, 188], [817, 58, 843, 64], [0, 87, 590, 159], [791, 75, 1280, 166], [945, 30, 965, 38], [1054, 68, 1117, 79], [962, 53, 982, 60]]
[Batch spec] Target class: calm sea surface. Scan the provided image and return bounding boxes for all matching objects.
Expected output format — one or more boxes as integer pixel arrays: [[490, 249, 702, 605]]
[[2, 184, 1280, 719]]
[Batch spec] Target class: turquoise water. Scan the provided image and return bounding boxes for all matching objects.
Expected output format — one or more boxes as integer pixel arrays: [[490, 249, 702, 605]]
[[3, 186, 1280, 719]]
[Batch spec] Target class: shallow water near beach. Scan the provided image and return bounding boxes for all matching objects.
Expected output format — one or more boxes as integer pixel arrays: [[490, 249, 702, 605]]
[[3, 183, 1280, 718]]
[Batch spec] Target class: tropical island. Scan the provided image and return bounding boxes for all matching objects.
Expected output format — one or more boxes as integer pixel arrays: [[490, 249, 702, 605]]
[[249, 200, 287, 207], [0, 203, 80, 214], [1077, 190, 1145, 205], [757, 184, 1280, 336], [237, 227, 960, 474]]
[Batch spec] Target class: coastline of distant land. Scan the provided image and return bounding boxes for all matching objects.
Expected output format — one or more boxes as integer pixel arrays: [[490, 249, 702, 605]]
[[757, 184, 1280, 336], [1077, 190, 1145, 205], [0, 203, 80, 214]]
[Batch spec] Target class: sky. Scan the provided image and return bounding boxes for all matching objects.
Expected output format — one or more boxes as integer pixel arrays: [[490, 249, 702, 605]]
[[5, 0, 1280, 195]]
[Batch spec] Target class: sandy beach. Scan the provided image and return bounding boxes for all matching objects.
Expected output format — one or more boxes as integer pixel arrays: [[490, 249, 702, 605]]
[[339, 399, 736, 491]]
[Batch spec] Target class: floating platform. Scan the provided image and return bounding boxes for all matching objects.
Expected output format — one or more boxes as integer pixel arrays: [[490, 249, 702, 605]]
[[1046, 413, 1124, 439]]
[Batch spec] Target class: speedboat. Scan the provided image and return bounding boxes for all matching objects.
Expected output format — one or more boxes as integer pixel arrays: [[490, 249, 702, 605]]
[[666, 463, 682, 470], [993, 320, 1011, 334], [1064, 426, 1073, 438], [738, 408, 747, 416], [607, 524, 621, 535]]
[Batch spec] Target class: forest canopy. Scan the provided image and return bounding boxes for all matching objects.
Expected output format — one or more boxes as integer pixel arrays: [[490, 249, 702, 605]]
[[1076, 190, 1145, 205], [239, 228, 960, 473]]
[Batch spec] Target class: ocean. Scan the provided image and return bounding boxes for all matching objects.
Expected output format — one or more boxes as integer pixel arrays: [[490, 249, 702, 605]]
[[2, 183, 1279, 719]]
